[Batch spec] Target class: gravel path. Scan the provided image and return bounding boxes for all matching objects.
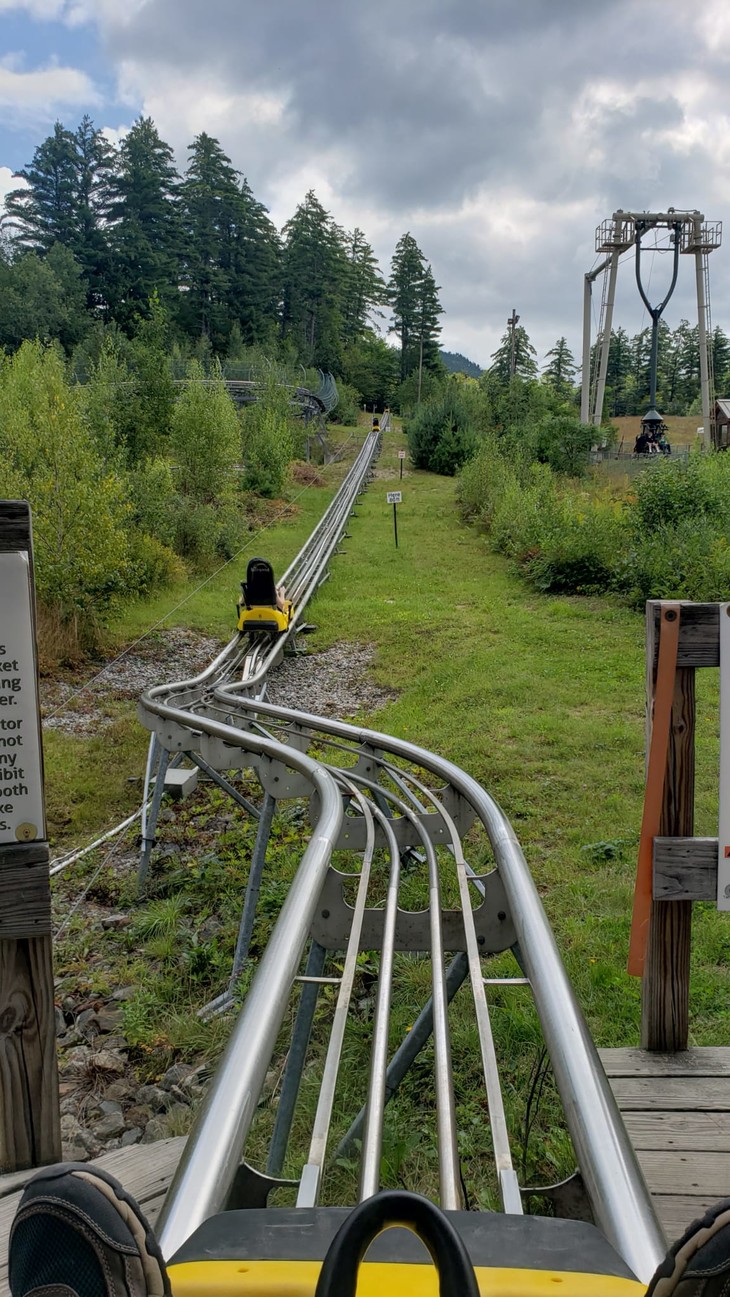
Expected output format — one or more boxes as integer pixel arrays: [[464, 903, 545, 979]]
[[41, 631, 394, 736], [266, 642, 395, 719], [41, 629, 224, 735]]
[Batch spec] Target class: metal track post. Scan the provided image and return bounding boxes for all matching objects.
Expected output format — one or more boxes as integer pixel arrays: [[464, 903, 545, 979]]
[[137, 745, 171, 890], [592, 248, 620, 426], [695, 221, 712, 446], [267, 940, 327, 1176], [229, 792, 276, 987]]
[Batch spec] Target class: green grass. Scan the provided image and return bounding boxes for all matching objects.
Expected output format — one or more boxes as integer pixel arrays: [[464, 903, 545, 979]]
[[48, 422, 730, 1204]]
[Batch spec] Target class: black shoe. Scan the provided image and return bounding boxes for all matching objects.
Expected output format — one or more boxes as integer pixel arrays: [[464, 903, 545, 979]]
[[9, 1163, 171, 1297], [647, 1199, 730, 1297]]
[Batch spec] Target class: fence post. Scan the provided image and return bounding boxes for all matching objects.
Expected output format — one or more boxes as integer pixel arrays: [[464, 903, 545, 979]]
[[641, 602, 694, 1051], [0, 500, 61, 1170]]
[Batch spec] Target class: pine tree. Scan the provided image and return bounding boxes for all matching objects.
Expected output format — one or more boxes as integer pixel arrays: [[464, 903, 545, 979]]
[[4, 122, 78, 254], [389, 232, 426, 381], [231, 178, 281, 346], [489, 324, 537, 381], [72, 115, 115, 307], [179, 132, 242, 346], [543, 337, 576, 395], [107, 117, 182, 327], [281, 190, 347, 369], [340, 227, 387, 347], [417, 265, 443, 375]]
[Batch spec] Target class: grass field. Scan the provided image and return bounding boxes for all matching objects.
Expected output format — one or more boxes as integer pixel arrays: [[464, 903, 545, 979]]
[[47, 422, 730, 1204], [612, 414, 705, 448]]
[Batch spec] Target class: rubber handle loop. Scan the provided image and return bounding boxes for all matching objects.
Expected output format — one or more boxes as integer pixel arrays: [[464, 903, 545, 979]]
[[313, 1189, 480, 1297]]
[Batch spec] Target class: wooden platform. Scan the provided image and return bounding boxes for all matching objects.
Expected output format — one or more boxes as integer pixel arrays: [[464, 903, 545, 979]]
[[0, 1049, 728, 1288], [600, 1047, 730, 1240]]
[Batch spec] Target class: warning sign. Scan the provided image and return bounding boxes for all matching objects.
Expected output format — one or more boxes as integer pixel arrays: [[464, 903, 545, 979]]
[[0, 552, 45, 843], [386, 491, 402, 504]]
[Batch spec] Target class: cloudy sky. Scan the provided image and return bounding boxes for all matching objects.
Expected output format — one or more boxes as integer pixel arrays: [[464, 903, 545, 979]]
[[1, 0, 729, 369]]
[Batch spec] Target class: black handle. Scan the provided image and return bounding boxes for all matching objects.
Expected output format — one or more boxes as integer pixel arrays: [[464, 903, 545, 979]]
[[314, 1190, 480, 1297]]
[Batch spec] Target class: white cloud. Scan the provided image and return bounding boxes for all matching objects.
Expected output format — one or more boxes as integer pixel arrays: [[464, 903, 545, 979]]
[[0, 56, 101, 118], [0, 164, 26, 207]]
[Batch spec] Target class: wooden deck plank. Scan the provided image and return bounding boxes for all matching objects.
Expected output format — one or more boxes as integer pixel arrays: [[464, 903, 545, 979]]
[[599, 1047, 730, 1077], [636, 1149, 730, 1198], [656, 1197, 720, 1241], [609, 1077, 730, 1110], [622, 1111, 730, 1152]]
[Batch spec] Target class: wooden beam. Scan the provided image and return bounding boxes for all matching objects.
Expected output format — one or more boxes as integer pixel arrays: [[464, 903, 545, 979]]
[[648, 601, 719, 669], [0, 501, 59, 1172], [642, 605, 695, 1051], [653, 837, 717, 900]]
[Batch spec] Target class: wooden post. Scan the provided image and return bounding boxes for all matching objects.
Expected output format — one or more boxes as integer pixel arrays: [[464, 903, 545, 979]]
[[0, 501, 60, 1170], [641, 604, 695, 1050]]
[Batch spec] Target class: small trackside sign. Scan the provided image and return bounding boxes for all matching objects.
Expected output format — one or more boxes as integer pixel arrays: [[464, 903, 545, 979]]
[[398, 450, 406, 459], [386, 491, 402, 504]]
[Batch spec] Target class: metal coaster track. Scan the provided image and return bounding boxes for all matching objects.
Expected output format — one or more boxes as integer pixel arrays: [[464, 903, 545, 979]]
[[136, 420, 665, 1284]]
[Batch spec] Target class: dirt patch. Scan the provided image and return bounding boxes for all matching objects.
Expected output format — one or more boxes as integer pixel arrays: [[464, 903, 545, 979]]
[[41, 628, 225, 736]]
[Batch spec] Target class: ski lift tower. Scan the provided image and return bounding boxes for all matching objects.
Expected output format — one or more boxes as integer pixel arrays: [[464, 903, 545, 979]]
[[581, 210, 722, 444]]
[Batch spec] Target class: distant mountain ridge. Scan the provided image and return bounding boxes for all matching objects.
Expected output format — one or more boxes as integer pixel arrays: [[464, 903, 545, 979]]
[[440, 349, 482, 378]]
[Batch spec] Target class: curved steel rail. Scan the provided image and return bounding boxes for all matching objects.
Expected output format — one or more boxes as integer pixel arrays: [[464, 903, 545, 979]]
[[138, 675, 665, 1280]]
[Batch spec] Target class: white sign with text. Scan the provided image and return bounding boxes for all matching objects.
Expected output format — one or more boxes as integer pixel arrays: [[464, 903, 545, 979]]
[[398, 450, 406, 459], [0, 552, 45, 843], [386, 491, 402, 504]]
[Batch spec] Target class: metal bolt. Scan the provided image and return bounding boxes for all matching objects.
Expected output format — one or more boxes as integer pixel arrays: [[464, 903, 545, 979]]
[[321, 909, 330, 919], [498, 910, 506, 921], [665, 610, 677, 622]]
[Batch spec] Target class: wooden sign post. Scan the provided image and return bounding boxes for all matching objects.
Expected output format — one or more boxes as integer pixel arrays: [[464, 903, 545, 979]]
[[0, 501, 60, 1171]]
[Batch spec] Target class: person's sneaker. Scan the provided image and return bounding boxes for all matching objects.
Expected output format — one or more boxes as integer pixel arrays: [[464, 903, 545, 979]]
[[8, 1162, 171, 1297], [647, 1199, 730, 1297]]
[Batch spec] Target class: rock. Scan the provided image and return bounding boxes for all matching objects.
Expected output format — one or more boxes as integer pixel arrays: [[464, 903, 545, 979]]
[[62, 1141, 89, 1162], [55, 1006, 66, 1037], [103, 1079, 135, 1104], [60, 1114, 82, 1140], [76, 1009, 101, 1039], [136, 1085, 169, 1112], [101, 915, 131, 931], [120, 1127, 142, 1147], [125, 1104, 153, 1128], [140, 1116, 169, 1143], [160, 1063, 194, 1091], [96, 1008, 122, 1033], [58, 1029, 83, 1049], [77, 1127, 99, 1153], [59, 1096, 78, 1116], [99, 1035, 128, 1051], [90, 1050, 127, 1075], [61, 1046, 93, 1076], [99, 1099, 123, 1116], [180, 1065, 209, 1093], [61, 995, 77, 1014], [157, 843, 181, 860], [112, 987, 136, 1002], [92, 1113, 126, 1140]]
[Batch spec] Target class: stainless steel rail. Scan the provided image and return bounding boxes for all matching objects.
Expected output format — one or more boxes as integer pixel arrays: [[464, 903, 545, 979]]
[[137, 413, 665, 1283]]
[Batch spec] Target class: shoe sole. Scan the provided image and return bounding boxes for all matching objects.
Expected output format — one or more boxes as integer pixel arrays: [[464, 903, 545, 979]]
[[648, 1199, 730, 1297], [13, 1162, 172, 1297]]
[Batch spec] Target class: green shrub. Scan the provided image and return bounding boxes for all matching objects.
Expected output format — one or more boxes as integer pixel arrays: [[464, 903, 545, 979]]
[[127, 532, 185, 595], [129, 457, 178, 550], [328, 381, 360, 426], [241, 366, 299, 497], [407, 385, 480, 475], [526, 498, 624, 595], [171, 360, 240, 503], [0, 341, 132, 620]]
